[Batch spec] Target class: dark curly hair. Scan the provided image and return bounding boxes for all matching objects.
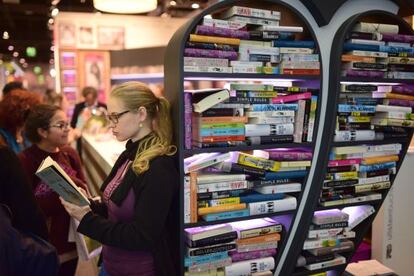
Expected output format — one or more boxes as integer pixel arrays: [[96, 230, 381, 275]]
[[0, 89, 42, 136], [24, 104, 61, 143]]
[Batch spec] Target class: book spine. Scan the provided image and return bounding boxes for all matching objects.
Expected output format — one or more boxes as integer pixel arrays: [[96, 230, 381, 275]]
[[188, 242, 236, 256], [224, 257, 275, 276], [271, 92, 312, 104], [239, 225, 283, 239], [190, 34, 241, 46], [202, 17, 247, 30], [184, 57, 229, 67], [195, 25, 250, 39], [202, 208, 249, 222], [229, 248, 276, 262], [185, 48, 238, 60], [248, 196, 297, 215]]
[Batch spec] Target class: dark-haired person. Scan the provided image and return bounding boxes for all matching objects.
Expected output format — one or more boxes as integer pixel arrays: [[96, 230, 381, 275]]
[[60, 81, 179, 276], [18, 104, 89, 276], [2, 80, 25, 97], [0, 89, 41, 153]]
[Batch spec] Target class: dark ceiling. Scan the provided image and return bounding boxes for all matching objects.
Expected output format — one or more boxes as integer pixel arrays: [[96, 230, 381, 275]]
[[0, 0, 211, 65]]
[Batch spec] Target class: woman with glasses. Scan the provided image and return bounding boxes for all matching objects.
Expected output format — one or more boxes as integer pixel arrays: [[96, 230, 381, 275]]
[[18, 104, 88, 276], [60, 81, 179, 276]]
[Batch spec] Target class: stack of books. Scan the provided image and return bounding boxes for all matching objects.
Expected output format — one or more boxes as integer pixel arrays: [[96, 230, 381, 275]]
[[183, 5, 320, 75], [184, 218, 282, 275], [319, 143, 401, 207], [342, 21, 414, 79], [334, 83, 413, 142], [185, 84, 318, 149], [183, 148, 311, 223], [296, 206, 375, 272]]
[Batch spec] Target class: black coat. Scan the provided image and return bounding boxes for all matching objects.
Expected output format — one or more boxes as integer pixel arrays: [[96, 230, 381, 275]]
[[77, 137, 180, 276]]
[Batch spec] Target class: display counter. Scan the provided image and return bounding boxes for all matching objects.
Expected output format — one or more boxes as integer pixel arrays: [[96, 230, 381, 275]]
[[81, 133, 125, 195]]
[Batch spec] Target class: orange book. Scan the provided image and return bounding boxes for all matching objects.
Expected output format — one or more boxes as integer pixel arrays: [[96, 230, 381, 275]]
[[281, 68, 320, 75], [198, 135, 246, 143], [341, 54, 376, 63], [190, 172, 198, 223], [386, 92, 414, 101], [195, 116, 248, 124], [198, 203, 247, 216], [189, 34, 241, 46], [362, 155, 399, 165], [236, 233, 281, 246]]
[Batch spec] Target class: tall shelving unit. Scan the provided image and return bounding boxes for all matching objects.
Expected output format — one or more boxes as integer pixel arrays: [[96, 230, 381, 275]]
[[164, 0, 325, 275]]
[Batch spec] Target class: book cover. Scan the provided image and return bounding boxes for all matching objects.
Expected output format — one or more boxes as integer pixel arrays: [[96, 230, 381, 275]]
[[35, 156, 90, 206]]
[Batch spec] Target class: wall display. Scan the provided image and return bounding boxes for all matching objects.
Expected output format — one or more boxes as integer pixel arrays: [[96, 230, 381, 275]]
[[164, 0, 414, 275], [98, 26, 125, 49], [79, 51, 110, 103], [77, 24, 97, 48], [58, 22, 76, 47], [60, 51, 77, 68]]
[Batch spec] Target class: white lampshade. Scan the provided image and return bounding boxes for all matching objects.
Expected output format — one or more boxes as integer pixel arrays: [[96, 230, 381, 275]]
[[93, 0, 157, 14]]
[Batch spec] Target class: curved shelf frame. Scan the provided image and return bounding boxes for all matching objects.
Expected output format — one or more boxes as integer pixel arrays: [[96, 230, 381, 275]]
[[164, 0, 326, 275]]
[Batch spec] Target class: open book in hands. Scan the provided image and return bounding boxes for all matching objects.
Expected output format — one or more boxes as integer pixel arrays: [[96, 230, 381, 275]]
[[36, 156, 90, 206]]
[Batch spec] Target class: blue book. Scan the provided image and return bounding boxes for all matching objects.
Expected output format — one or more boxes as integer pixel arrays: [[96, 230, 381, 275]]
[[337, 104, 376, 113], [359, 162, 396, 172], [202, 209, 249, 222], [379, 45, 414, 54], [240, 191, 285, 203], [263, 170, 308, 180], [251, 103, 299, 111], [273, 40, 315, 48], [199, 127, 245, 137], [184, 251, 228, 267], [343, 43, 380, 52]]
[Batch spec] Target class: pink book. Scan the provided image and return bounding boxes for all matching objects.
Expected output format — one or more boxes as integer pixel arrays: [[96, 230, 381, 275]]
[[229, 248, 276, 262], [271, 92, 312, 104], [328, 158, 362, 167], [267, 151, 313, 161]]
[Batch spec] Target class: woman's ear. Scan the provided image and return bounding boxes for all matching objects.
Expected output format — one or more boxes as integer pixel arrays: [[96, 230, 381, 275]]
[[37, 127, 48, 139], [137, 106, 148, 122]]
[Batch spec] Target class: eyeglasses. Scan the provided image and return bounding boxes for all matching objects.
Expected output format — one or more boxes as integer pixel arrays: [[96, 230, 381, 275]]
[[106, 110, 130, 124], [49, 122, 70, 130]]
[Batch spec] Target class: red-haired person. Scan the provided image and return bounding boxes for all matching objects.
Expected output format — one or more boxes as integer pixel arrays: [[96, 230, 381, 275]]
[[0, 89, 41, 153], [19, 104, 89, 276]]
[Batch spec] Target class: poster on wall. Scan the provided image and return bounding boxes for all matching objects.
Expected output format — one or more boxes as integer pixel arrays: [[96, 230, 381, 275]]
[[81, 51, 109, 103], [58, 22, 76, 47], [77, 24, 97, 48], [98, 26, 125, 50]]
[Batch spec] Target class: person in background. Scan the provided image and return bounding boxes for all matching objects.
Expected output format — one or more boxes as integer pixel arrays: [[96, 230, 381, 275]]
[[43, 89, 69, 113], [19, 104, 89, 276], [0, 89, 42, 153], [2, 80, 25, 97], [60, 81, 179, 276], [70, 86, 107, 129]]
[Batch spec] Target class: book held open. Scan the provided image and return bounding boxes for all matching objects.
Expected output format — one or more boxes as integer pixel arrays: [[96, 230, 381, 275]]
[[35, 156, 90, 206]]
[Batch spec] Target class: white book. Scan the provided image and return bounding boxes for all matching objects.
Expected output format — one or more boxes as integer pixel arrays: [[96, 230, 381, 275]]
[[341, 205, 375, 230], [228, 16, 279, 27], [237, 241, 278, 252], [184, 66, 233, 74], [332, 145, 368, 155], [230, 61, 263, 67], [245, 123, 294, 137], [258, 25, 303, 33], [294, 100, 306, 143], [188, 257, 232, 273], [304, 255, 346, 270], [346, 50, 388, 58], [375, 111, 412, 120], [222, 6, 281, 20], [184, 57, 229, 67], [279, 47, 314, 54], [184, 224, 233, 241], [35, 156, 90, 206], [197, 180, 249, 193], [303, 232, 355, 250], [196, 173, 246, 184], [248, 116, 295, 124], [184, 176, 191, 223], [347, 39, 386, 46], [225, 257, 275, 276], [346, 150, 400, 158], [202, 17, 247, 29], [333, 130, 377, 142], [376, 104, 412, 113], [246, 111, 295, 118], [232, 66, 261, 74], [239, 40, 272, 47], [308, 228, 344, 239], [254, 183, 302, 194], [248, 195, 297, 215], [191, 89, 230, 113], [355, 181, 391, 193], [313, 209, 349, 225], [184, 152, 231, 174], [353, 22, 399, 34], [387, 41, 411, 48]]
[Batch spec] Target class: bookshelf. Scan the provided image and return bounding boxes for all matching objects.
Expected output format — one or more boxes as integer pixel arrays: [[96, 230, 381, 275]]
[[164, 0, 414, 275], [289, 8, 414, 276], [164, 0, 325, 275]]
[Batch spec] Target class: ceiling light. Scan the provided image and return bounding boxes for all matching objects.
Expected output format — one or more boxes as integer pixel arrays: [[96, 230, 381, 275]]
[[51, 7, 59, 17], [2, 31, 9, 40], [48, 18, 54, 25], [191, 3, 200, 9], [169, 1, 176, 6], [19, 58, 25, 64], [23, 63, 28, 68], [8, 45, 14, 51], [93, 0, 157, 14], [50, 68, 56, 77], [51, 0, 60, 5], [13, 52, 19, 57]]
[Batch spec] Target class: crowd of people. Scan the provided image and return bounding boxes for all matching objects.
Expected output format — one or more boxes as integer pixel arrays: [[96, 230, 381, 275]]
[[0, 81, 179, 276]]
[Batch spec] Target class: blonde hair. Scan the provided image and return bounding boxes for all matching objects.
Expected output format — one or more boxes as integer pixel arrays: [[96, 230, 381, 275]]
[[111, 81, 176, 174]]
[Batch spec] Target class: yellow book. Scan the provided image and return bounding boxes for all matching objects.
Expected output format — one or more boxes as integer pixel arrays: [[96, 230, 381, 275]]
[[386, 92, 414, 101], [198, 203, 247, 216], [236, 233, 281, 246], [209, 197, 240, 206], [280, 161, 311, 168], [362, 155, 399, 165], [236, 152, 280, 172], [190, 172, 198, 223], [189, 34, 240, 45]]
